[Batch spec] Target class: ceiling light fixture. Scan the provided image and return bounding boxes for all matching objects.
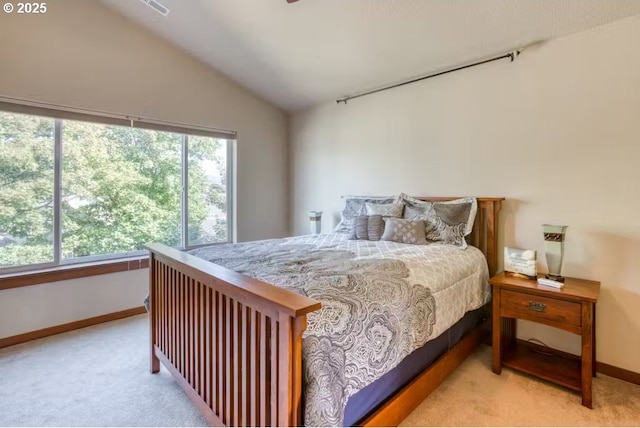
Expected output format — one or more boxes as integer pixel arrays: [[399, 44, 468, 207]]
[[139, 0, 170, 16]]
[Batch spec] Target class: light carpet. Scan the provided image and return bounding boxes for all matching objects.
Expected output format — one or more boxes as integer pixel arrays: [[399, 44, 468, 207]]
[[1, 315, 639, 426], [400, 343, 640, 426]]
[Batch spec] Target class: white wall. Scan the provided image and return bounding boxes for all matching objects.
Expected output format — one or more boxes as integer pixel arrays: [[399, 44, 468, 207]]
[[0, 0, 288, 338], [290, 16, 640, 373]]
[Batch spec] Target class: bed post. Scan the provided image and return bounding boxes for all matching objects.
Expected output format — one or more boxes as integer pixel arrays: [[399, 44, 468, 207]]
[[485, 199, 502, 276], [278, 314, 306, 426]]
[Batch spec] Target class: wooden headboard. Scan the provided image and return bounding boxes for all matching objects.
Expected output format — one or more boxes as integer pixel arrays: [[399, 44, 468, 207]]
[[415, 197, 504, 276]]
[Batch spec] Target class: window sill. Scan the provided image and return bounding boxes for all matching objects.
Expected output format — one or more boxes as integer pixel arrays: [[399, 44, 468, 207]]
[[0, 257, 149, 290]]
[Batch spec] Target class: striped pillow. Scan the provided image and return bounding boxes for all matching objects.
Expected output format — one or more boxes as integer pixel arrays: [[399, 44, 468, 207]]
[[350, 215, 384, 241]]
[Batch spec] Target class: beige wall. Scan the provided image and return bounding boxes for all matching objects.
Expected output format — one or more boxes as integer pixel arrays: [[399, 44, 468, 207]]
[[290, 16, 640, 372], [0, 0, 288, 337], [0, 271, 148, 338]]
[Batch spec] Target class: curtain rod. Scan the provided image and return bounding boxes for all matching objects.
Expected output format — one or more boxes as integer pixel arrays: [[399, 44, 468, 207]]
[[336, 49, 521, 104], [0, 95, 237, 137]]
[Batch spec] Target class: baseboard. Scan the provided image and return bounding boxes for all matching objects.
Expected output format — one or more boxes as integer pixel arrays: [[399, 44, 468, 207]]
[[597, 361, 640, 386], [0, 306, 146, 349]]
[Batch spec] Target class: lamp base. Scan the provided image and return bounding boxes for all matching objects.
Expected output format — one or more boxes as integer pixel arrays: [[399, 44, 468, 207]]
[[545, 274, 565, 282]]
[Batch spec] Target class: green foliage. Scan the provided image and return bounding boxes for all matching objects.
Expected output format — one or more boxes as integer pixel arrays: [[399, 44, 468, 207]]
[[0, 112, 228, 268], [0, 113, 54, 258], [0, 244, 53, 267]]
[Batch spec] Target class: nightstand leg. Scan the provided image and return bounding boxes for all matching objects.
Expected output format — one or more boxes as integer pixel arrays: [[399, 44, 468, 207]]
[[492, 286, 502, 374], [503, 318, 516, 349], [581, 302, 593, 408]]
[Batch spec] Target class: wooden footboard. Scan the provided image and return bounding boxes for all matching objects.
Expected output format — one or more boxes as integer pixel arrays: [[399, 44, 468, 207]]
[[147, 244, 321, 426]]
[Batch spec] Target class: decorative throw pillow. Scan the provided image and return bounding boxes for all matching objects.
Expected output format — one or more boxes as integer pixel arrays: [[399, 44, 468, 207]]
[[394, 193, 432, 220], [351, 215, 368, 240], [350, 215, 384, 241], [425, 216, 468, 248], [333, 195, 395, 233], [365, 202, 404, 218], [403, 204, 431, 220], [424, 197, 478, 249], [381, 218, 428, 245], [367, 215, 385, 241], [431, 197, 477, 235]]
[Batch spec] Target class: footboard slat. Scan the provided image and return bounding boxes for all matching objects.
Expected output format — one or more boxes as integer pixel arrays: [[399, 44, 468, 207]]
[[270, 317, 279, 427], [233, 301, 241, 427], [259, 313, 267, 427], [250, 311, 259, 426], [178, 274, 184, 378], [200, 283, 207, 399], [225, 296, 233, 425], [241, 305, 250, 427]]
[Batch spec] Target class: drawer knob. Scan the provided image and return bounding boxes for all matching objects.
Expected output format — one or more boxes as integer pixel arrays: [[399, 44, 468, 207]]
[[528, 301, 547, 312]]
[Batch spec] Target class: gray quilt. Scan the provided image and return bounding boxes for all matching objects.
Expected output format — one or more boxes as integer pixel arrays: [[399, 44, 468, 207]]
[[188, 234, 490, 426]]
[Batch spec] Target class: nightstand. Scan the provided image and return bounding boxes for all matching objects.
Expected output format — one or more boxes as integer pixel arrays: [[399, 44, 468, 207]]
[[489, 272, 600, 408]]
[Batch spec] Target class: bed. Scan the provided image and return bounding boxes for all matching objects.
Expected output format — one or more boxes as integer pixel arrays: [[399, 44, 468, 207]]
[[146, 197, 503, 426]]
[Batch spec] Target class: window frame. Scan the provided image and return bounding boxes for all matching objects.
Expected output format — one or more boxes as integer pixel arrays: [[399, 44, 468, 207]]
[[0, 101, 236, 274]]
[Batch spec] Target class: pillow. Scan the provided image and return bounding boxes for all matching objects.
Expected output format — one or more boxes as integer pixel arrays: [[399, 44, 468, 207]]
[[333, 195, 395, 233], [425, 197, 478, 249], [365, 202, 404, 218], [394, 193, 432, 220], [430, 197, 477, 236], [404, 204, 431, 220], [425, 217, 468, 248], [350, 214, 384, 241], [381, 218, 428, 245]]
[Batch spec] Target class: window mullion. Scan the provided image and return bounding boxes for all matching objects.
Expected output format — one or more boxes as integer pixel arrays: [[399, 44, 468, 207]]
[[53, 119, 62, 264], [181, 135, 189, 249]]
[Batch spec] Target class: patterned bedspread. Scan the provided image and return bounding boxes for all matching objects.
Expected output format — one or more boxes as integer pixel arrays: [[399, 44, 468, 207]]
[[188, 233, 490, 426]]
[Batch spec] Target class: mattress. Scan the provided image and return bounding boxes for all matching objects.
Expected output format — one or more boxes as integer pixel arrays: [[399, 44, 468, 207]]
[[189, 232, 490, 426]]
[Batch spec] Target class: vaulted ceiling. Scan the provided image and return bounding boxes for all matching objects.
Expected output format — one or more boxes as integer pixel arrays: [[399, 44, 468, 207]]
[[102, 0, 640, 111]]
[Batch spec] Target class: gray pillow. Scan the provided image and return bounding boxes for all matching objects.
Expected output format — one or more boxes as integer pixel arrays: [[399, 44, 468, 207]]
[[350, 215, 384, 241], [425, 217, 468, 248], [404, 204, 431, 220], [425, 198, 478, 249], [334, 196, 395, 233], [395, 193, 432, 220], [381, 218, 428, 245], [431, 197, 477, 236], [365, 202, 404, 218]]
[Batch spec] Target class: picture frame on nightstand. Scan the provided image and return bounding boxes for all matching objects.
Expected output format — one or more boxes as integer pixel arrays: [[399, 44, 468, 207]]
[[504, 247, 537, 279]]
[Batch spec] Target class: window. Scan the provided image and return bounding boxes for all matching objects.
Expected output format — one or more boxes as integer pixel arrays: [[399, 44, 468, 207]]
[[0, 112, 55, 267], [0, 106, 234, 272]]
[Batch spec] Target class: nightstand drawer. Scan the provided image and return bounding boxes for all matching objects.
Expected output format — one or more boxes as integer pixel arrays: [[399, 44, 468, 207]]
[[500, 289, 581, 326]]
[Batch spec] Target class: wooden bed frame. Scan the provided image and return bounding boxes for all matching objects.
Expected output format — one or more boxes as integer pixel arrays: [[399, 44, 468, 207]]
[[147, 197, 503, 427]]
